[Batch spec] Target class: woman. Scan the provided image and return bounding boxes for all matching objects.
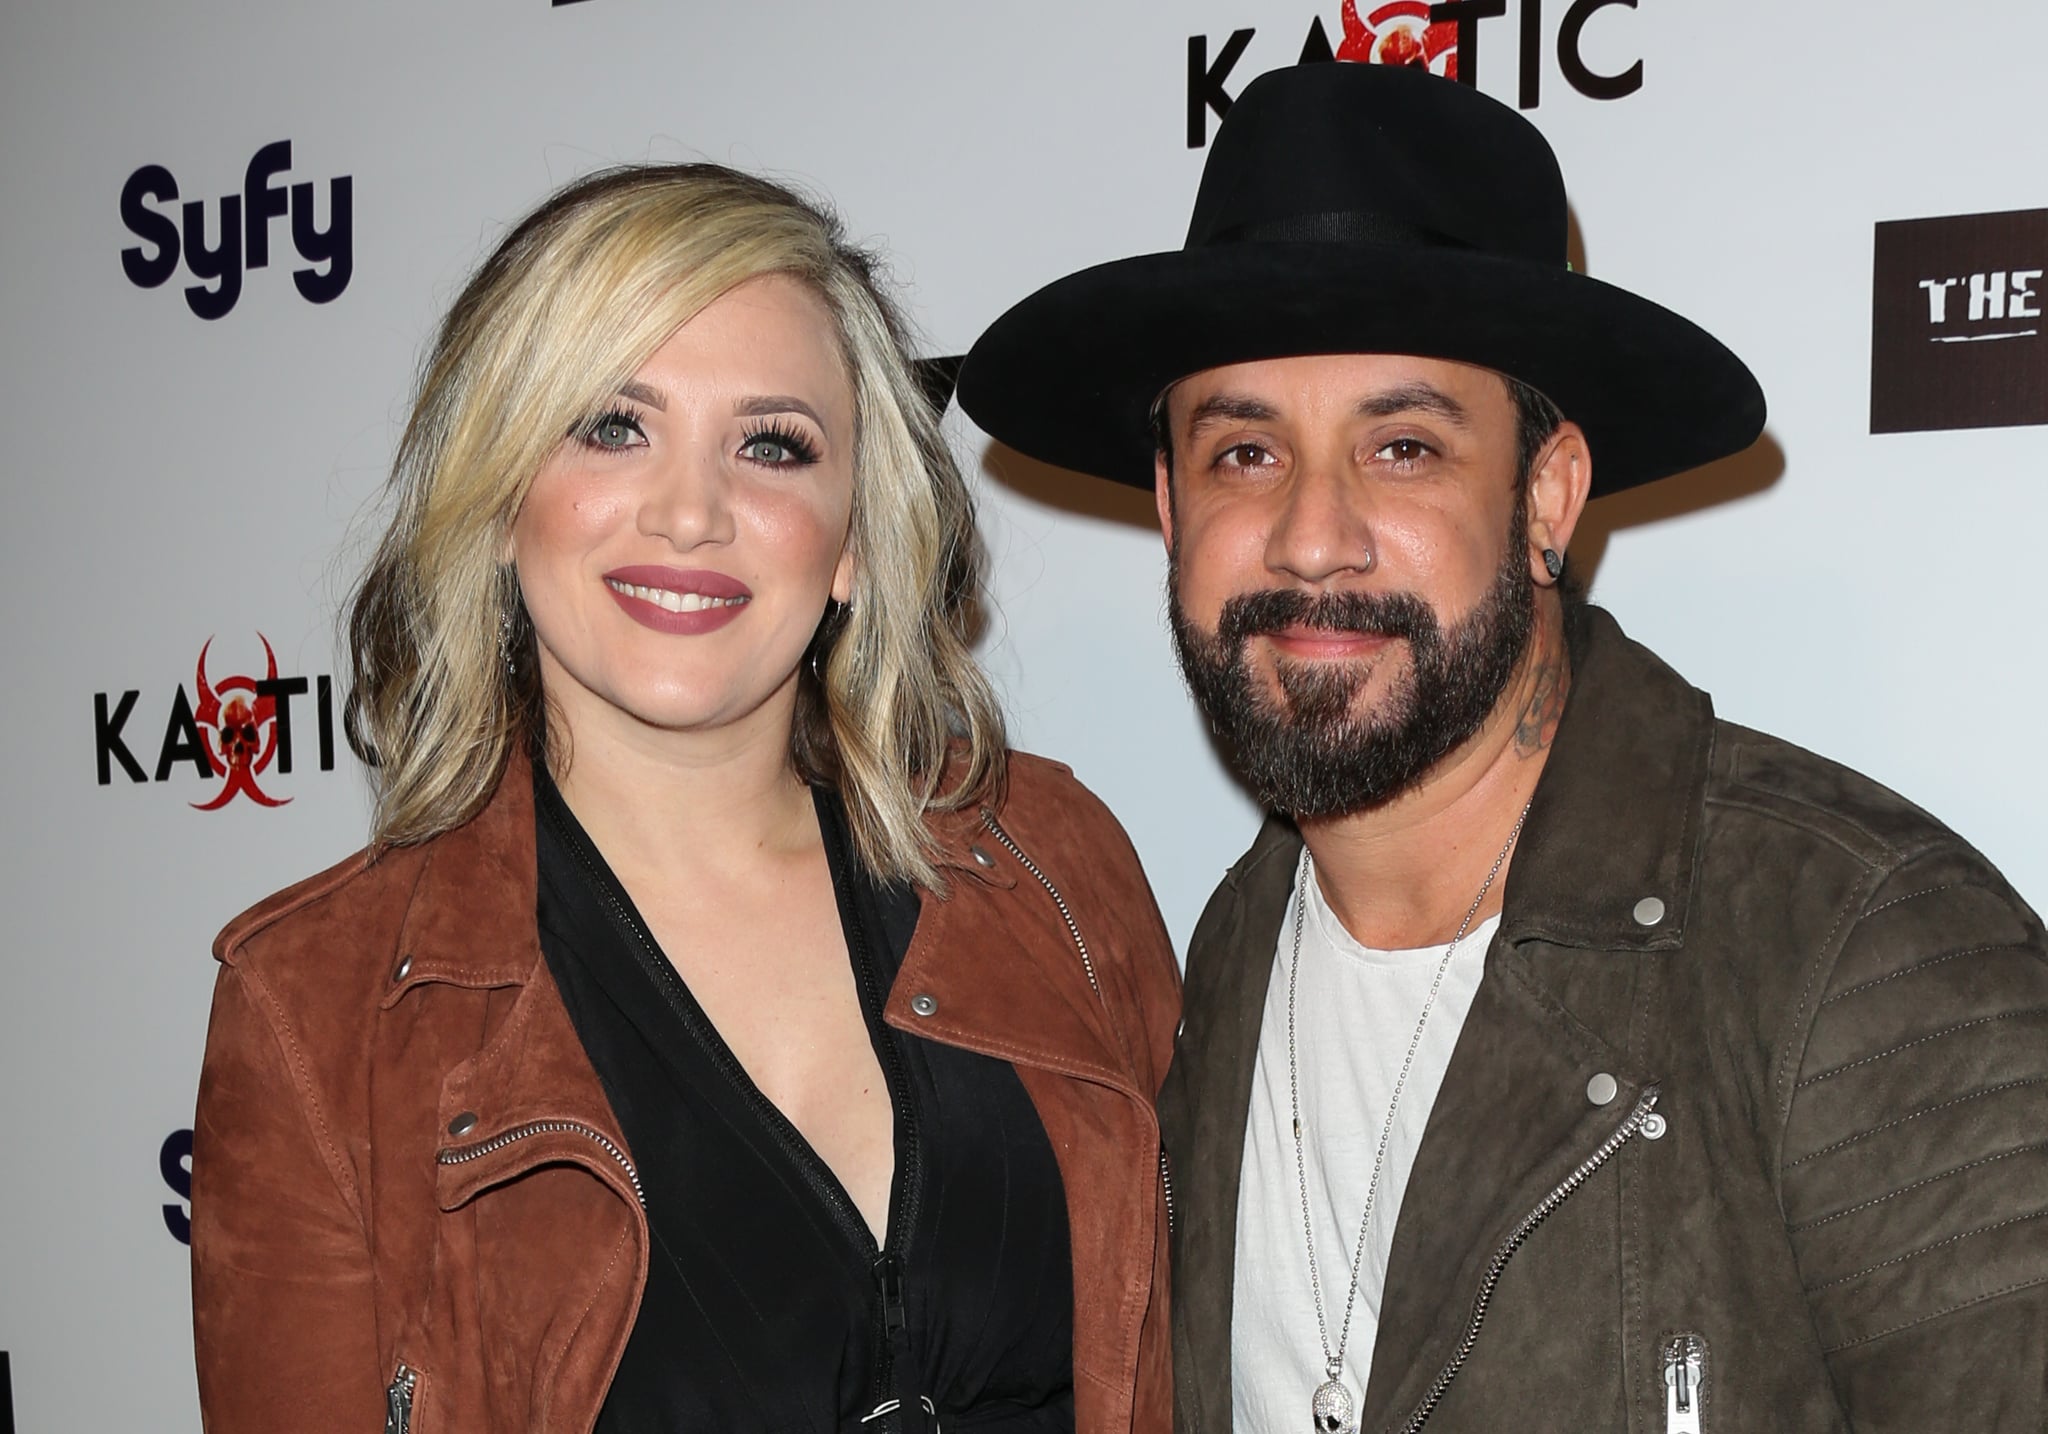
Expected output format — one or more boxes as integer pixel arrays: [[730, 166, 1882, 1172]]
[[189, 164, 1180, 1434]]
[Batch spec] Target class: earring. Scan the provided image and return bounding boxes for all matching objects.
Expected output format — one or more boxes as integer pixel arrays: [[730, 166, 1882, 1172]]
[[498, 608, 516, 676], [809, 599, 849, 684], [1542, 548, 1565, 581]]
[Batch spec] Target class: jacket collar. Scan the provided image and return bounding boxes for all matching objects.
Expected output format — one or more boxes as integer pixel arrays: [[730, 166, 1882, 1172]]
[[1498, 603, 1714, 954], [886, 771, 1142, 1100], [386, 750, 548, 1003], [388, 750, 1033, 1004]]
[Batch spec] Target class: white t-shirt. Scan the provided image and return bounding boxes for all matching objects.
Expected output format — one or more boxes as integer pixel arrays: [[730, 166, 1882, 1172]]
[[1231, 858, 1498, 1432]]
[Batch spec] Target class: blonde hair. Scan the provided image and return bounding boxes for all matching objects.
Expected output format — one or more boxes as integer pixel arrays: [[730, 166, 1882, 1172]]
[[347, 163, 1005, 886]]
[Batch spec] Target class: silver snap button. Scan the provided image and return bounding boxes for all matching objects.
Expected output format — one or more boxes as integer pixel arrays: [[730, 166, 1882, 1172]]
[[392, 954, 413, 983], [1632, 896, 1666, 927], [447, 1111, 479, 1137], [970, 845, 996, 869], [1641, 1113, 1668, 1141], [1586, 1072, 1619, 1106], [910, 993, 939, 1018]]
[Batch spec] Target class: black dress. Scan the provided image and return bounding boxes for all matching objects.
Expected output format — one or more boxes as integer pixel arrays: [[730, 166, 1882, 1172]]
[[533, 770, 1076, 1434]]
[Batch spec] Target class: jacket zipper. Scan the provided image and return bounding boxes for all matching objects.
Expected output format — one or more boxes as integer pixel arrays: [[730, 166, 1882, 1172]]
[[1159, 1145, 1177, 1235], [844, 856, 925, 1431], [981, 813, 1102, 999], [1661, 1333, 1707, 1434], [435, 1118, 644, 1207], [983, 811, 1181, 1237], [1392, 1085, 1662, 1433], [384, 1363, 417, 1434]]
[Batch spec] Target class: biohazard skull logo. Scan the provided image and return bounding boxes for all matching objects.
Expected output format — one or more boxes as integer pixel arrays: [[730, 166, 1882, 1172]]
[[191, 634, 290, 810], [1337, 0, 1460, 78]]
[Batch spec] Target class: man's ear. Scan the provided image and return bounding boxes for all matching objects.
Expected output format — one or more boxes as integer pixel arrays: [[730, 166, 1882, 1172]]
[[1154, 451, 1175, 553], [1526, 421, 1592, 585]]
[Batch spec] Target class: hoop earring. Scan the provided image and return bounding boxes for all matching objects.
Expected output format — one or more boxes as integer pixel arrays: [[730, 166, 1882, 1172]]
[[809, 599, 849, 684]]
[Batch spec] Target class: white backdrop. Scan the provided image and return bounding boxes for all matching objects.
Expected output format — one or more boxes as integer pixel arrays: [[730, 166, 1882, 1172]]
[[3, 1, 2044, 1427]]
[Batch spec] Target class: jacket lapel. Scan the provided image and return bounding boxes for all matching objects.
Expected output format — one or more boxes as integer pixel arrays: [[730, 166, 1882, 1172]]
[[1364, 606, 1715, 1427], [383, 754, 645, 1217], [1161, 817, 1300, 1431], [884, 807, 1137, 1096], [1358, 944, 1652, 1428]]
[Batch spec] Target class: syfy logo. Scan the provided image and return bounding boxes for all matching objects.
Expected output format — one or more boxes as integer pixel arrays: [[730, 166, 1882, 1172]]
[[162, 1129, 194, 1245], [94, 633, 341, 809], [1872, 207, 2048, 434], [120, 140, 352, 320], [1190, 0, 1645, 147]]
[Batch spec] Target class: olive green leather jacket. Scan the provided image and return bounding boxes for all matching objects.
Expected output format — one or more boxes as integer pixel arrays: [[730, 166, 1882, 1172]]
[[1161, 605, 2048, 1433]]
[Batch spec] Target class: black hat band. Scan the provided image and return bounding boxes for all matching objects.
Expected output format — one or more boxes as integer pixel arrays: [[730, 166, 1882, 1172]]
[[1208, 208, 1471, 250]]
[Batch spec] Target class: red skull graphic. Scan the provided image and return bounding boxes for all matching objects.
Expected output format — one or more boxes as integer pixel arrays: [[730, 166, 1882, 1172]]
[[191, 634, 290, 810], [1338, 0, 1460, 78]]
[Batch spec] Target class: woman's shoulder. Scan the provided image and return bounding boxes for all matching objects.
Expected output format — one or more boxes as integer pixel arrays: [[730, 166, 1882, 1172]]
[[216, 762, 535, 978], [212, 840, 426, 973], [992, 749, 1183, 1049], [990, 748, 1153, 889], [990, 749, 1099, 827]]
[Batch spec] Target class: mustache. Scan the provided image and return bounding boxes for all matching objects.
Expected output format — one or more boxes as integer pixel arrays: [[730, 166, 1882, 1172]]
[[1216, 587, 1437, 649]]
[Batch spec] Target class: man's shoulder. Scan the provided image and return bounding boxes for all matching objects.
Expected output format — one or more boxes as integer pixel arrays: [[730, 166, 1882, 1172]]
[[1578, 603, 2001, 883], [1705, 718, 1989, 875]]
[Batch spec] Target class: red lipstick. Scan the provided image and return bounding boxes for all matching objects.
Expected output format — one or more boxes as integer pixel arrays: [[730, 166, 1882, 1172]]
[[602, 566, 752, 635]]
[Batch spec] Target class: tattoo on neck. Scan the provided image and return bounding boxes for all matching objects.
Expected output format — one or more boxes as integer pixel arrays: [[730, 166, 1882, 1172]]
[[1513, 640, 1570, 756]]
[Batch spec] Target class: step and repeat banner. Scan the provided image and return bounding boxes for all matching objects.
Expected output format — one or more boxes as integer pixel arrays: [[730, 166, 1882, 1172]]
[[2, 0, 2043, 1426]]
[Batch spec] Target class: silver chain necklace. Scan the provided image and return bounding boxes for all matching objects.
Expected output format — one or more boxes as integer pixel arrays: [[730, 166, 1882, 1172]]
[[1288, 801, 1532, 1434]]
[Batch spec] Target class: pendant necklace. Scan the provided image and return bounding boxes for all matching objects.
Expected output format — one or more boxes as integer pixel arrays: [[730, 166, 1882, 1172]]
[[1289, 800, 1532, 1434]]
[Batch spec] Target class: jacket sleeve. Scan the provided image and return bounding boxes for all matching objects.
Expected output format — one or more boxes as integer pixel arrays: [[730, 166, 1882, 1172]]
[[1776, 848, 2048, 1433], [191, 964, 383, 1430]]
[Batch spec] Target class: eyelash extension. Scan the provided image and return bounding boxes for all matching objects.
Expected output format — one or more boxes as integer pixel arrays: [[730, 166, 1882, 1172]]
[[577, 404, 649, 449], [738, 422, 822, 466]]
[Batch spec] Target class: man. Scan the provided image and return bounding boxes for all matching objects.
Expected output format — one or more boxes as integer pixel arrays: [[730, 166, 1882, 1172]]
[[960, 62, 2048, 1433]]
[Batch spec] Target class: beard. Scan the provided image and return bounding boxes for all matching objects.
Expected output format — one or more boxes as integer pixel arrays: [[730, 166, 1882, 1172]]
[[1168, 504, 1536, 820]]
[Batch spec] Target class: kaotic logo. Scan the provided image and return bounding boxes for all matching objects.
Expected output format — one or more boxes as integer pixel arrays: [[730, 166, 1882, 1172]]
[[120, 140, 352, 320], [162, 1129, 194, 1245], [94, 633, 341, 809], [1871, 207, 2048, 434], [1335, 1, 1460, 76], [1189, 0, 1645, 147]]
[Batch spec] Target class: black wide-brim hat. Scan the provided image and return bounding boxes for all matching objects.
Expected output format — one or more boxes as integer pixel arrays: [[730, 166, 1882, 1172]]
[[959, 63, 1765, 495]]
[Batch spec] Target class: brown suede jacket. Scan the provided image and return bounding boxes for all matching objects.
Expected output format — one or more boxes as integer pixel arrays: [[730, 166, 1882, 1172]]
[[192, 750, 1180, 1434], [1162, 605, 2048, 1432]]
